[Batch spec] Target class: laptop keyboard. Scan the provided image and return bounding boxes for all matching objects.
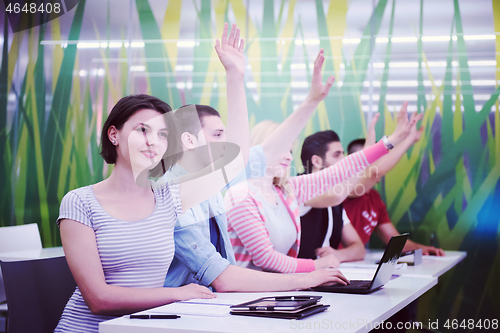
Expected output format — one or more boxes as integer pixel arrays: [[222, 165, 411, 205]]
[[319, 280, 371, 291], [342, 280, 371, 289]]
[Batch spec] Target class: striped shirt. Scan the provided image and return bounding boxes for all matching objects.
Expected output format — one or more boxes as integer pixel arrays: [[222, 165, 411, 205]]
[[225, 141, 388, 273], [54, 183, 181, 333]]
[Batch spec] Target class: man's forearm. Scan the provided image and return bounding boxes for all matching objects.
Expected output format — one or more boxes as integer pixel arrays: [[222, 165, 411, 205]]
[[225, 71, 249, 163], [212, 265, 309, 292], [335, 244, 365, 262], [354, 137, 414, 194]]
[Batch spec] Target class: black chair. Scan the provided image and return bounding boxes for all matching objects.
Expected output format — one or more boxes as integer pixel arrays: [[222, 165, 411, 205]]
[[0, 256, 76, 333]]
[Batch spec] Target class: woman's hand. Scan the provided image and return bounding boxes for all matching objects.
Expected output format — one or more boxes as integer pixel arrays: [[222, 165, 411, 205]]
[[175, 283, 216, 301], [306, 268, 349, 288], [404, 112, 425, 145], [387, 101, 425, 147], [215, 23, 245, 76], [305, 49, 335, 104], [364, 113, 380, 148], [314, 253, 340, 269]]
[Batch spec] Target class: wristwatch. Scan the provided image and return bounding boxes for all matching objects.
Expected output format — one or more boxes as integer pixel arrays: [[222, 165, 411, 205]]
[[381, 135, 394, 151]]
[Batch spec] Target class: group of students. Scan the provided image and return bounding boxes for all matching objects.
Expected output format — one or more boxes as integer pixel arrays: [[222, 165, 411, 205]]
[[54, 23, 443, 333]]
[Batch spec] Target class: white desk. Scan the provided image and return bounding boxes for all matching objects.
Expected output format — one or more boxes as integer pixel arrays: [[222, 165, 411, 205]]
[[340, 250, 467, 278], [0, 247, 65, 262], [99, 275, 437, 333]]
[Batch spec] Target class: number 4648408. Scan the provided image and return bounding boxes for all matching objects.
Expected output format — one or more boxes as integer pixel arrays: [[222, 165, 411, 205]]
[[444, 319, 498, 330], [5, 2, 61, 14]]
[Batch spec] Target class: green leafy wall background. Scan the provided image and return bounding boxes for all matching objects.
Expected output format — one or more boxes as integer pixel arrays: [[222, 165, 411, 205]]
[[0, 0, 499, 328]]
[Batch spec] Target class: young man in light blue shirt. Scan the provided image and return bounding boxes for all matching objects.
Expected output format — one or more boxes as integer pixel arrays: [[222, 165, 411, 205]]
[[163, 105, 267, 287]]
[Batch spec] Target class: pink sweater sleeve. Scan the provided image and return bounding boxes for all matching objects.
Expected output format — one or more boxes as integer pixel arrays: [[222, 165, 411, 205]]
[[290, 140, 388, 204], [225, 187, 315, 273]]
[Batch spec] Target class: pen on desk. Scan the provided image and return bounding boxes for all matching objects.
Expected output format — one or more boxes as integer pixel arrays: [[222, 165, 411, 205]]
[[130, 314, 181, 319]]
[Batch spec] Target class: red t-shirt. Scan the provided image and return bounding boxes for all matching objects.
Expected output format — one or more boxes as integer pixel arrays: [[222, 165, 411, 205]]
[[343, 189, 391, 245]]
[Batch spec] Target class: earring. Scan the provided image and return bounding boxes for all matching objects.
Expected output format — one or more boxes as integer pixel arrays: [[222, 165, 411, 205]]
[[112, 140, 116, 145]]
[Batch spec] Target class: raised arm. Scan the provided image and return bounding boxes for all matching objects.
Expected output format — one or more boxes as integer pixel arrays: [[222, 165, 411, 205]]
[[303, 114, 379, 208], [260, 49, 334, 166], [301, 102, 417, 208], [353, 105, 425, 196], [215, 22, 249, 163], [179, 23, 249, 212]]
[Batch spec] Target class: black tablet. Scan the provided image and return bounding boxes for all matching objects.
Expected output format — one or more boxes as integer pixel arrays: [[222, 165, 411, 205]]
[[231, 304, 330, 320], [230, 296, 322, 312]]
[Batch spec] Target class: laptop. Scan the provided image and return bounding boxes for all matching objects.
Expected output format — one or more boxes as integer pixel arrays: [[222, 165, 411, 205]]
[[311, 233, 409, 294]]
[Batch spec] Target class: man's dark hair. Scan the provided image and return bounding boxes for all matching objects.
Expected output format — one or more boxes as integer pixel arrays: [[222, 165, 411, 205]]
[[100, 94, 173, 164], [300, 130, 341, 174], [174, 104, 221, 136], [347, 138, 366, 155]]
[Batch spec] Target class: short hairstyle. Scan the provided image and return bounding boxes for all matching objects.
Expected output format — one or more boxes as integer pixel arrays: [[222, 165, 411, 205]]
[[300, 130, 341, 174], [347, 138, 366, 155], [100, 94, 173, 164], [174, 104, 221, 136]]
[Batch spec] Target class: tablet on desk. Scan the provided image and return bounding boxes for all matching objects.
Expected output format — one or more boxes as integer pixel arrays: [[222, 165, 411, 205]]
[[230, 296, 321, 312], [230, 295, 328, 320]]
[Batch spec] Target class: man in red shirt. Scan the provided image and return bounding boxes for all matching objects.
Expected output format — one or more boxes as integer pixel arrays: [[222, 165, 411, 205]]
[[342, 188, 392, 245]]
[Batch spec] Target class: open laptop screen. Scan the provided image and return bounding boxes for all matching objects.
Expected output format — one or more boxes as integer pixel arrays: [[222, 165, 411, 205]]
[[369, 233, 409, 291]]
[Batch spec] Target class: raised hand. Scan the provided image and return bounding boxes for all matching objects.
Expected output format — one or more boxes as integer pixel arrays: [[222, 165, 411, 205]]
[[306, 49, 335, 103], [387, 101, 416, 147], [405, 112, 425, 144], [364, 113, 380, 148], [215, 23, 245, 76]]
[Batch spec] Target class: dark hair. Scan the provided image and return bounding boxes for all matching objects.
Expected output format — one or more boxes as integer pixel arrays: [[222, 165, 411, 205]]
[[174, 104, 221, 136], [347, 138, 366, 155], [300, 130, 341, 174], [100, 94, 173, 164]]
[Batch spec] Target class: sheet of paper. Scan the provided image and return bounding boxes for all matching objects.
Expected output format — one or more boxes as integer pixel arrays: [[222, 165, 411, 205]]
[[339, 262, 378, 269], [139, 298, 240, 317], [339, 268, 377, 281]]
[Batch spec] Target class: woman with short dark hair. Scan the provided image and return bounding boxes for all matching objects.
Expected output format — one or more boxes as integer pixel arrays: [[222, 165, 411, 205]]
[[55, 23, 248, 333]]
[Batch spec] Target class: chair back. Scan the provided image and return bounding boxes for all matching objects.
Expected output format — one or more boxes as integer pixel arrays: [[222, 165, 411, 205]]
[[0, 223, 43, 252], [0, 223, 43, 305], [0, 256, 76, 333]]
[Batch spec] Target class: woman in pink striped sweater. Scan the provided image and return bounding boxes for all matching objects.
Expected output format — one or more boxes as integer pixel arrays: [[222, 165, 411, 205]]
[[225, 109, 416, 273]]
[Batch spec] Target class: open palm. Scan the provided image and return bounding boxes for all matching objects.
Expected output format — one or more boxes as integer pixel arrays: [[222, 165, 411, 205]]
[[215, 23, 245, 76], [307, 49, 335, 103]]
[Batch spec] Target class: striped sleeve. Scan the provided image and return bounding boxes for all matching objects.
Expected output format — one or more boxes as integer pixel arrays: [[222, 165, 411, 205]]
[[289, 140, 388, 204], [225, 186, 314, 273], [57, 190, 92, 228], [152, 179, 182, 218], [166, 180, 182, 218]]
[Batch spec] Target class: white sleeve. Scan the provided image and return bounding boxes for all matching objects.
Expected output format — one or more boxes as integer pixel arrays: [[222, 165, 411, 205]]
[[342, 208, 351, 225]]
